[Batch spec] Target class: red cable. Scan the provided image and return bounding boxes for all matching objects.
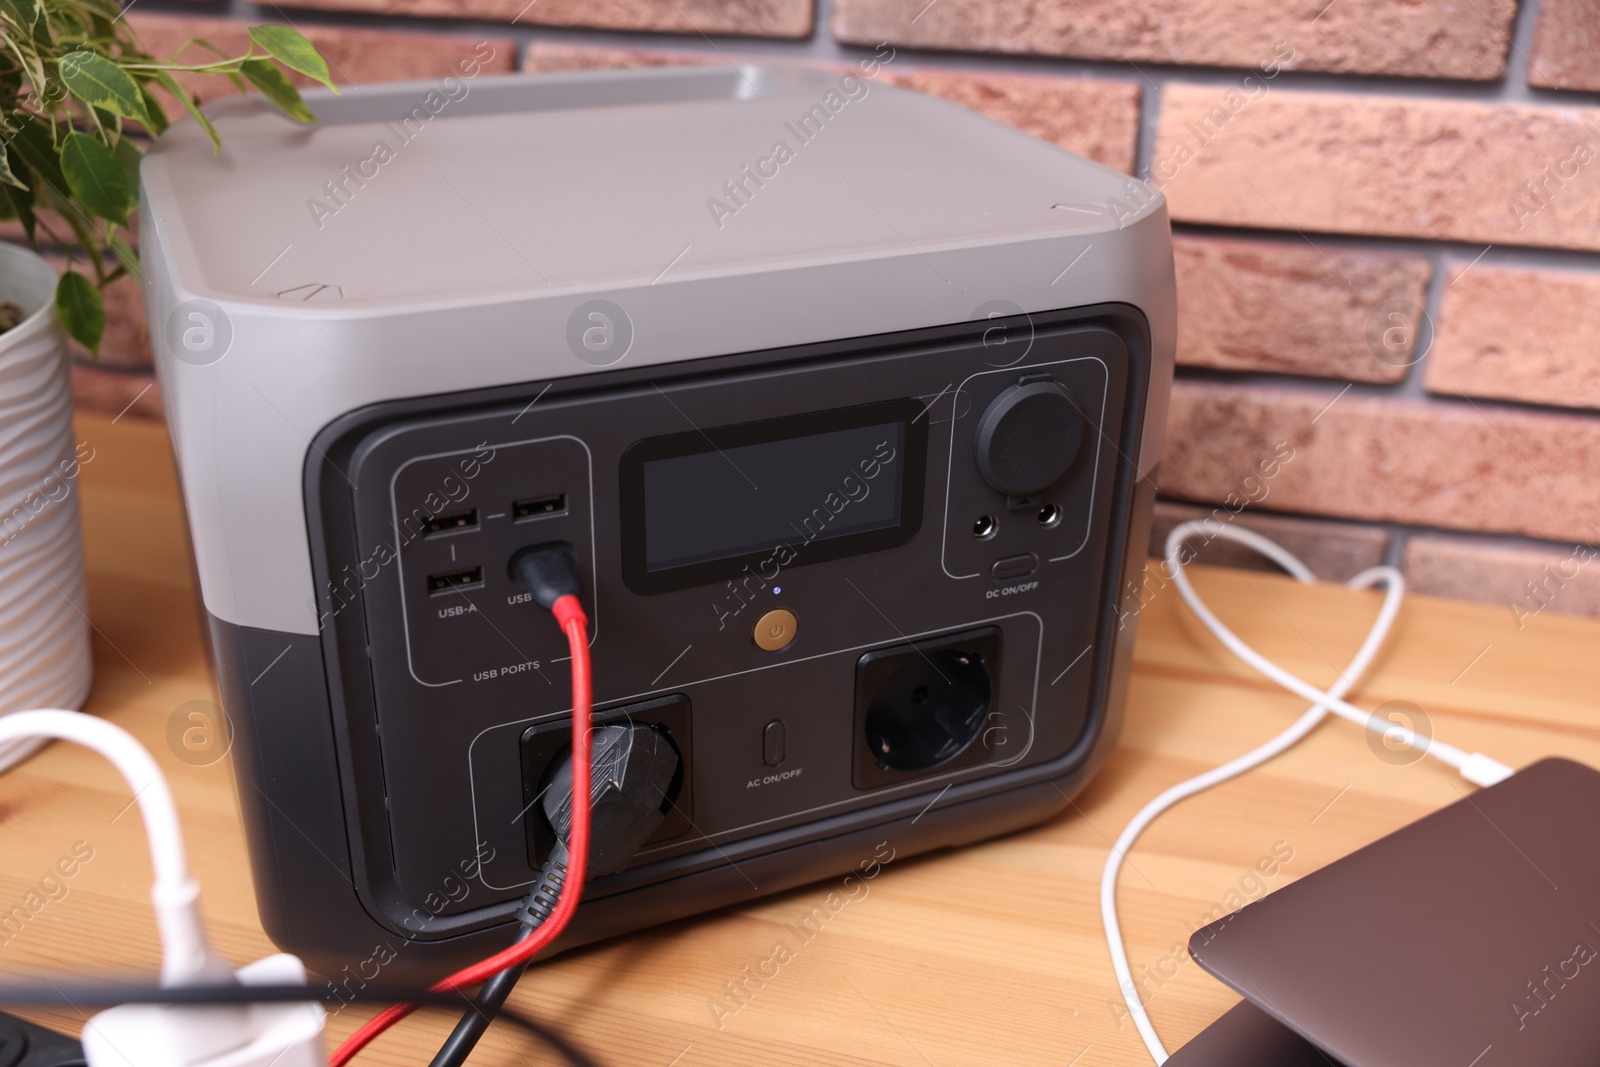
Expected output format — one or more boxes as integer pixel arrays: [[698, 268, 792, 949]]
[[330, 594, 592, 1067]]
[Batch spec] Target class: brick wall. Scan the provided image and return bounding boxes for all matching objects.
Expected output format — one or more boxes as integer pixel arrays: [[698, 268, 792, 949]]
[[62, 0, 1600, 621]]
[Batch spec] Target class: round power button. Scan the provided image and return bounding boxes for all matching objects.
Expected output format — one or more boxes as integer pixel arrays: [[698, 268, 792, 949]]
[[753, 608, 798, 652]]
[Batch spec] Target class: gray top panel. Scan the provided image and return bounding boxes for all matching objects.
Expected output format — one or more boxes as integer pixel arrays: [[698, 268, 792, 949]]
[[142, 65, 1150, 309]]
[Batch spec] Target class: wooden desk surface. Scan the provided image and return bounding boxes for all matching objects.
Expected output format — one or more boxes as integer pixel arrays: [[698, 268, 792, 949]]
[[4, 411, 1598, 1066]]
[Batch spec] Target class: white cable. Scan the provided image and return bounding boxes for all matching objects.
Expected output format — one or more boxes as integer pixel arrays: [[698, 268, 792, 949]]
[[0, 709, 230, 986], [1163, 524, 1510, 786], [0, 711, 323, 1064], [1101, 520, 1515, 1064]]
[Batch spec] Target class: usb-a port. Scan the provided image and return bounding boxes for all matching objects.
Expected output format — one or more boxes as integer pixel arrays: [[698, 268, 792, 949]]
[[513, 494, 567, 521], [427, 566, 483, 595], [421, 508, 478, 537]]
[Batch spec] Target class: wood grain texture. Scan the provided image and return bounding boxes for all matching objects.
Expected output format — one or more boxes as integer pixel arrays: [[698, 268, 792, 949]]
[[2, 411, 1598, 1064]]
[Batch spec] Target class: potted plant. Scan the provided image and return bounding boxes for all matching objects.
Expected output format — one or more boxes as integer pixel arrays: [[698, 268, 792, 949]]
[[0, 0, 332, 768]]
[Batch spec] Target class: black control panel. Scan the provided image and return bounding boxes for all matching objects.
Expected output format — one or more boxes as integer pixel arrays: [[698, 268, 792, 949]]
[[302, 306, 1150, 956]]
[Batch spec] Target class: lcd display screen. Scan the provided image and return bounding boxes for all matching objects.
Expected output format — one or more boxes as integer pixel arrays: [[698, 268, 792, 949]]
[[620, 400, 926, 594], [643, 422, 904, 570]]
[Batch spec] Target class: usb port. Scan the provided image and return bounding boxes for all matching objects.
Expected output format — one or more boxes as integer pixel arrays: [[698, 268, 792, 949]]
[[427, 566, 483, 595], [421, 508, 479, 537], [512, 494, 567, 521]]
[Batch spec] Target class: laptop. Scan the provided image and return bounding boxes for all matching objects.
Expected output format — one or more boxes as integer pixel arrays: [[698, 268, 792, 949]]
[[1172, 758, 1600, 1067]]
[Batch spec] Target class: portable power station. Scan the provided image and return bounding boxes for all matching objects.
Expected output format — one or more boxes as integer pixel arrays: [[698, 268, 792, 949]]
[[139, 63, 1176, 978]]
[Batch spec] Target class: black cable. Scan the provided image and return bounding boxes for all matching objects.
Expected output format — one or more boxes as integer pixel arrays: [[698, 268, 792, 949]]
[[425, 540, 587, 1067], [429, 855, 576, 1067], [434, 999, 604, 1067], [429, 718, 681, 1067], [0, 982, 604, 1067], [2, 676, 676, 1067], [428, 935, 533, 1067], [0, 982, 451, 1007], [427, 545, 673, 1067]]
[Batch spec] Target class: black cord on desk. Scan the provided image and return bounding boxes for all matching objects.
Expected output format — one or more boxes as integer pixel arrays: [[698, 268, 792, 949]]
[[0, 981, 603, 1067], [430, 938, 534, 1067], [429, 838, 572, 1067], [425, 718, 681, 1067]]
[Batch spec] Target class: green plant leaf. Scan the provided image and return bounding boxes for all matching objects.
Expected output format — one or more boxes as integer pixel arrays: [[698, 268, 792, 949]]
[[153, 69, 219, 153], [46, 182, 108, 274], [0, 146, 26, 191], [91, 105, 121, 140], [2, 155, 37, 244], [52, 8, 86, 40], [17, 52, 51, 106], [58, 49, 152, 126], [74, 0, 121, 24], [9, 117, 65, 192], [139, 85, 169, 135], [247, 25, 337, 92], [107, 230, 139, 282], [60, 131, 128, 224], [239, 58, 315, 123], [114, 136, 140, 209], [0, 0, 48, 46], [85, 10, 114, 39], [0, 0, 41, 31], [56, 271, 103, 354]]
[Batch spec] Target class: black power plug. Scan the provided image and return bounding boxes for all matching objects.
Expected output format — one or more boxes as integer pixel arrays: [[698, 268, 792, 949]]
[[428, 725, 681, 1067], [541, 724, 680, 876], [516, 724, 680, 931]]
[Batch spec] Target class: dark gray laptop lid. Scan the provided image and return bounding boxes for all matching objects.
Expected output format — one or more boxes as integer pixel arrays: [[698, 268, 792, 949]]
[[1165, 999, 1337, 1066], [1188, 757, 1600, 1067]]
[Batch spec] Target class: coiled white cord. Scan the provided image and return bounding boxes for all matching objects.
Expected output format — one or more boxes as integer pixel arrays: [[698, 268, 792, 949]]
[[1102, 520, 1515, 1064]]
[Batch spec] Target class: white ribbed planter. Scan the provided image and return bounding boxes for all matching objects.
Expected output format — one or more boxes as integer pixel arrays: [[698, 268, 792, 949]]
[[0, 243, 92, 772]]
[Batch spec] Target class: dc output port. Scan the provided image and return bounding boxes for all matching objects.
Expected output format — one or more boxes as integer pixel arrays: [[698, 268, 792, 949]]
[[973, 514, 998, 539], [1037, 503, 1062, 528]]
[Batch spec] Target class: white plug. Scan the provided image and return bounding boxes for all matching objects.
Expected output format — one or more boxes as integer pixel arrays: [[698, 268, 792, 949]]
[[1461, 751, 1517, 787], [83, 954, 326, 1067], [0, 713, 326, 1067]]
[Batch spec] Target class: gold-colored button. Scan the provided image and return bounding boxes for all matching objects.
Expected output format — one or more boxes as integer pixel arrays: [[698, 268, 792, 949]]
[[753, 608, 798, 652]]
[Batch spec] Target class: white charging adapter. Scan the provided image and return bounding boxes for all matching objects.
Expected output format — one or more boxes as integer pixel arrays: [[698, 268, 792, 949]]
[[83, 954, 325, 1067], [0, 710, 327, 1067]]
